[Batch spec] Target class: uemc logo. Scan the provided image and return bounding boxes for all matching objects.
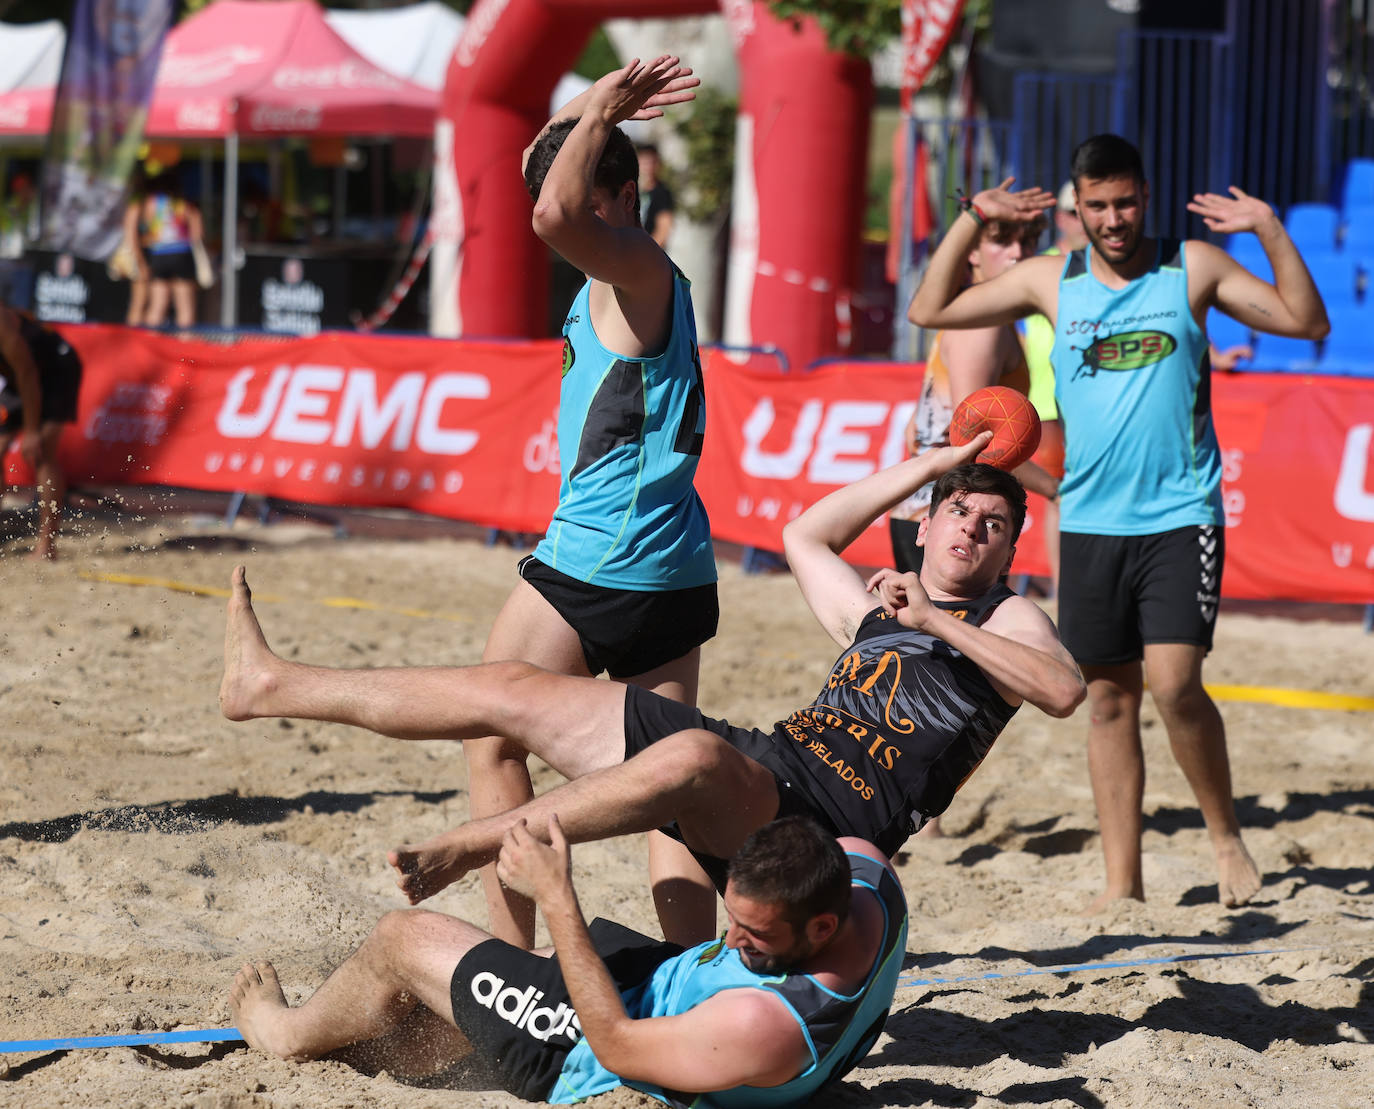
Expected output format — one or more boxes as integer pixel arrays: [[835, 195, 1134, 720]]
[[1073, 330, 1176, 378], [469, 971, 582, 1044]]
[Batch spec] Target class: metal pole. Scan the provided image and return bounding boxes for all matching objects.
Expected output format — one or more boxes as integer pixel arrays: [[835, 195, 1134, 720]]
[[220, 132, 239, 328]]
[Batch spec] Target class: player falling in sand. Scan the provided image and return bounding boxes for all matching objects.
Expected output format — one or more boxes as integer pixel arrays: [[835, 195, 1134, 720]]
[[471, 56, 718, 948], [228, 817, 909, 1105], [909, 133, 1329, 911], [221, 436, 1085, 906]]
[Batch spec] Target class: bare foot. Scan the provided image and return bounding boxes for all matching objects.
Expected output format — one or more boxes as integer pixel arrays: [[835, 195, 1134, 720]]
[[29, 543, 56, 561], [1081, 886, 1145, 916], [389, 828, 493, 904], [219, 566, 283, 721], [1215, 836, 1262, 907], [229, 961, 298, 1059]]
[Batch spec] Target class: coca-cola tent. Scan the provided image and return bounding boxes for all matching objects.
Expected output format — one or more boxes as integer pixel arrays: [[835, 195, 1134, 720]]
[[0, 0, 437, 322]]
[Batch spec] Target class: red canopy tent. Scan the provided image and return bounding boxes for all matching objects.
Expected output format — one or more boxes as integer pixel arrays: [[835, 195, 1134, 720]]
[[0, 0, 438, 323], [0, 0, 436, 139]]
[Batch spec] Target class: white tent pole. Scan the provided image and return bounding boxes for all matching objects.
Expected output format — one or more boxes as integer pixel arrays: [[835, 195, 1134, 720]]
[[221, 131, 239, 328]]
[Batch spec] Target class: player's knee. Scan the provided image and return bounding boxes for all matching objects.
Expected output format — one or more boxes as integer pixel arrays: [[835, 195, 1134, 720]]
[[656, 729, 731, 790]]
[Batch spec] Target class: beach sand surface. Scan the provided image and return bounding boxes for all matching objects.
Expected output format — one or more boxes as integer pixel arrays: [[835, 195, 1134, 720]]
[[1, 498, 1371, 1108]]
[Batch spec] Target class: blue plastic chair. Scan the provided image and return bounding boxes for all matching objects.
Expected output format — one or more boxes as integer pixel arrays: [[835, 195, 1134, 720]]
[[1285, 203, 1340, 253], [1315, 303, 1374, 376], [1207, 309, 1251, 360], [1342, 159, 1374, 213], [1248, 332, 1319, 373], [1306, 251, 1361, 306], [1226, 235, 1274, 283]]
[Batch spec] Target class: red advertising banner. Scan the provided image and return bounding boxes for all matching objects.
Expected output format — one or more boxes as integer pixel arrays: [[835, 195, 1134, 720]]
[[14, 325, 563, 532], [6, 329, 1373, 605], [695, 352, 1055, 578]]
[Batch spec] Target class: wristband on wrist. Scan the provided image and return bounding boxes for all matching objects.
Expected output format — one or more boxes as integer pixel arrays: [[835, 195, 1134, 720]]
[[956, 190, 987, 227]]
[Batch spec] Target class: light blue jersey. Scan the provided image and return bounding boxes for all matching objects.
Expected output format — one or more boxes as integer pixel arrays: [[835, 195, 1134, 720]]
[[532, 268, 716, 590], [1051, 239, 1225, 535], [549, 853, 908, 1108]]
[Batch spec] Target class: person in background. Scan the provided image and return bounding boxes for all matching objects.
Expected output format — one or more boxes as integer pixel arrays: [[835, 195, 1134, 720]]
[[1018, 181, 1090, 594], [0, 304, 78, 560], [636, 142, 676, 248], [128, 172, 202, 329]]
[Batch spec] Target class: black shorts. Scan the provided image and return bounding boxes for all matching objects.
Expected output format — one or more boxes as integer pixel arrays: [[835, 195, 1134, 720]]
[[147, 250, 196, 281], [1059, 525, 1224, 665], [0, 339, 82, 431], [621, 685, 818, 890], [518, 555, 718, 679], [449, 918, 680, 1102]]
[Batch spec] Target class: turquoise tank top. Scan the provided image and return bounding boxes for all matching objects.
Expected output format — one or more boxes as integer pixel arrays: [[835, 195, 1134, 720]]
[[548, 852, 909, 1107], [1051, 239, 1224, 535], [532, 268, 716, 589]]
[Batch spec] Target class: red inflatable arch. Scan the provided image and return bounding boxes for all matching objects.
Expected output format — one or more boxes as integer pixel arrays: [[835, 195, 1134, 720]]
[[431, 0, 872, 370]]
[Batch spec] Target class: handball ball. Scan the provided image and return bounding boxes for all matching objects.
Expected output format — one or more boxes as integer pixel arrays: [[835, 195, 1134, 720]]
[[949, 386, 1042, 471]]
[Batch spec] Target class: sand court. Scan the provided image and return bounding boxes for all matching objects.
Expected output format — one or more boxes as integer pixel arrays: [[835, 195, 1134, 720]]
[[1, 499, 1371, 1107]]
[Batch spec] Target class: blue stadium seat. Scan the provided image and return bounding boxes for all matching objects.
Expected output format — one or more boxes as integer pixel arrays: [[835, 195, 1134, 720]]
[[1341, 207, 1374, 257], [1342, 159, 1374, 213], [1315, 303, 1374, 377], [1226, 234, 1274, 283], [1306, 251, 1361, 306], [1248, 332, 1319, 373], [1207, 309, 1251, 360], [1284, 203, 1340, 253]]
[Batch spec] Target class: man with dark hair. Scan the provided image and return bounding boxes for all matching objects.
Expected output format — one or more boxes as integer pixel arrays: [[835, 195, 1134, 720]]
[[221, 436, 1084, 912], [909, 133, 1329, 911], [469, 57, 717, 949], [229, 817, 908, 1105], [635, 142, 676, 247]]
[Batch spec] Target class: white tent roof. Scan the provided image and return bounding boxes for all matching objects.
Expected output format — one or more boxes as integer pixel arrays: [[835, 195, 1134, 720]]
[[0, 20, 64, 94], [324, 1, 464, 92]]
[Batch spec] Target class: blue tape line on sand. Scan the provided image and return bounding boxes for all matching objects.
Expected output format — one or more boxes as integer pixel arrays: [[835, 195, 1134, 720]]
[[0, 1027, 243, 1054], [896, 945, 1324, 991]]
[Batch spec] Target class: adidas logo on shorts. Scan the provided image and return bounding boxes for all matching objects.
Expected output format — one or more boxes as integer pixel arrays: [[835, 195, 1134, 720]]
[[470, 972, 584, 1044]]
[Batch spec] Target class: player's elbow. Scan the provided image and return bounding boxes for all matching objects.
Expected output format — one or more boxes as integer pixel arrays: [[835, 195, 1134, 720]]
[[907, 295, 938, 328], [1043, 674, 1087, 718], [531, 199, 573, 242]]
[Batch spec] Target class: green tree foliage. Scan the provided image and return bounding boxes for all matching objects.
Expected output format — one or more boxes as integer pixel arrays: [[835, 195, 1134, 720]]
[[675, 87, 737, 224], [766, 0, 901, 57]]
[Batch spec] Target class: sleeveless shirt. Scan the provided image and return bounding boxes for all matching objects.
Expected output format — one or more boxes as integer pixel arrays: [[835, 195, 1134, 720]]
[[1051, 239, 1224, 535], [532, 268, 715, 589], [767, 586, 1020, 856], [548, 851, 909, 1107]]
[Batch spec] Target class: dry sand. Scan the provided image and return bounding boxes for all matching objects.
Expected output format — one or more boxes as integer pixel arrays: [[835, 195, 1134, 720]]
[[1, 491, 1371, 1108]]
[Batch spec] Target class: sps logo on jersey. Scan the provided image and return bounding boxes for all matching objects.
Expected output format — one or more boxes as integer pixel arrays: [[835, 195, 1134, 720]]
[[1072, 330, 1176, 379]]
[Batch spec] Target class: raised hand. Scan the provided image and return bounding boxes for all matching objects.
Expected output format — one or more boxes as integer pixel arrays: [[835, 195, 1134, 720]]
[[1187, 186, 1277, 234], [495, 816, 572, 903], [588, 56, 699, 127], [971, 177, 1056, 223]]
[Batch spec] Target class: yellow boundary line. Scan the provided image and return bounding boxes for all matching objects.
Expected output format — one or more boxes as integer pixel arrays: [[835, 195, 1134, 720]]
[[79, 571, 1374, 710]]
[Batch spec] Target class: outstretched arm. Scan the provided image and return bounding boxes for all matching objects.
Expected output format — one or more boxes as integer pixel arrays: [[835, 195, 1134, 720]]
[[498, 817, 807, 1092], [783, 435, 991, 646], [1187, 187, 1329, 339], [908, 178, 1058, 330], [871, 572, 1084, 716]]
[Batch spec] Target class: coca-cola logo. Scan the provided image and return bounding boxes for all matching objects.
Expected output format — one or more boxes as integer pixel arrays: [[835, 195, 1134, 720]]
[[159, 45, 264, 88], [0, 101, 30, 128], [176, 100, 222, 131], [272, 62, 401, 91], [249, 103, 323, 132], [456, 0, 511, 67]]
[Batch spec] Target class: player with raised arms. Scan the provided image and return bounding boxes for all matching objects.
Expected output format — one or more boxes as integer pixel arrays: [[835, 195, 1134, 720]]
[[908, 133, 1329, 910]]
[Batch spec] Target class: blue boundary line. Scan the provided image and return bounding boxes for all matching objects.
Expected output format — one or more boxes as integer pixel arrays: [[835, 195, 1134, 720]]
[[0, 1027, 243, 1054], [895, 944, 1330, 991]]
